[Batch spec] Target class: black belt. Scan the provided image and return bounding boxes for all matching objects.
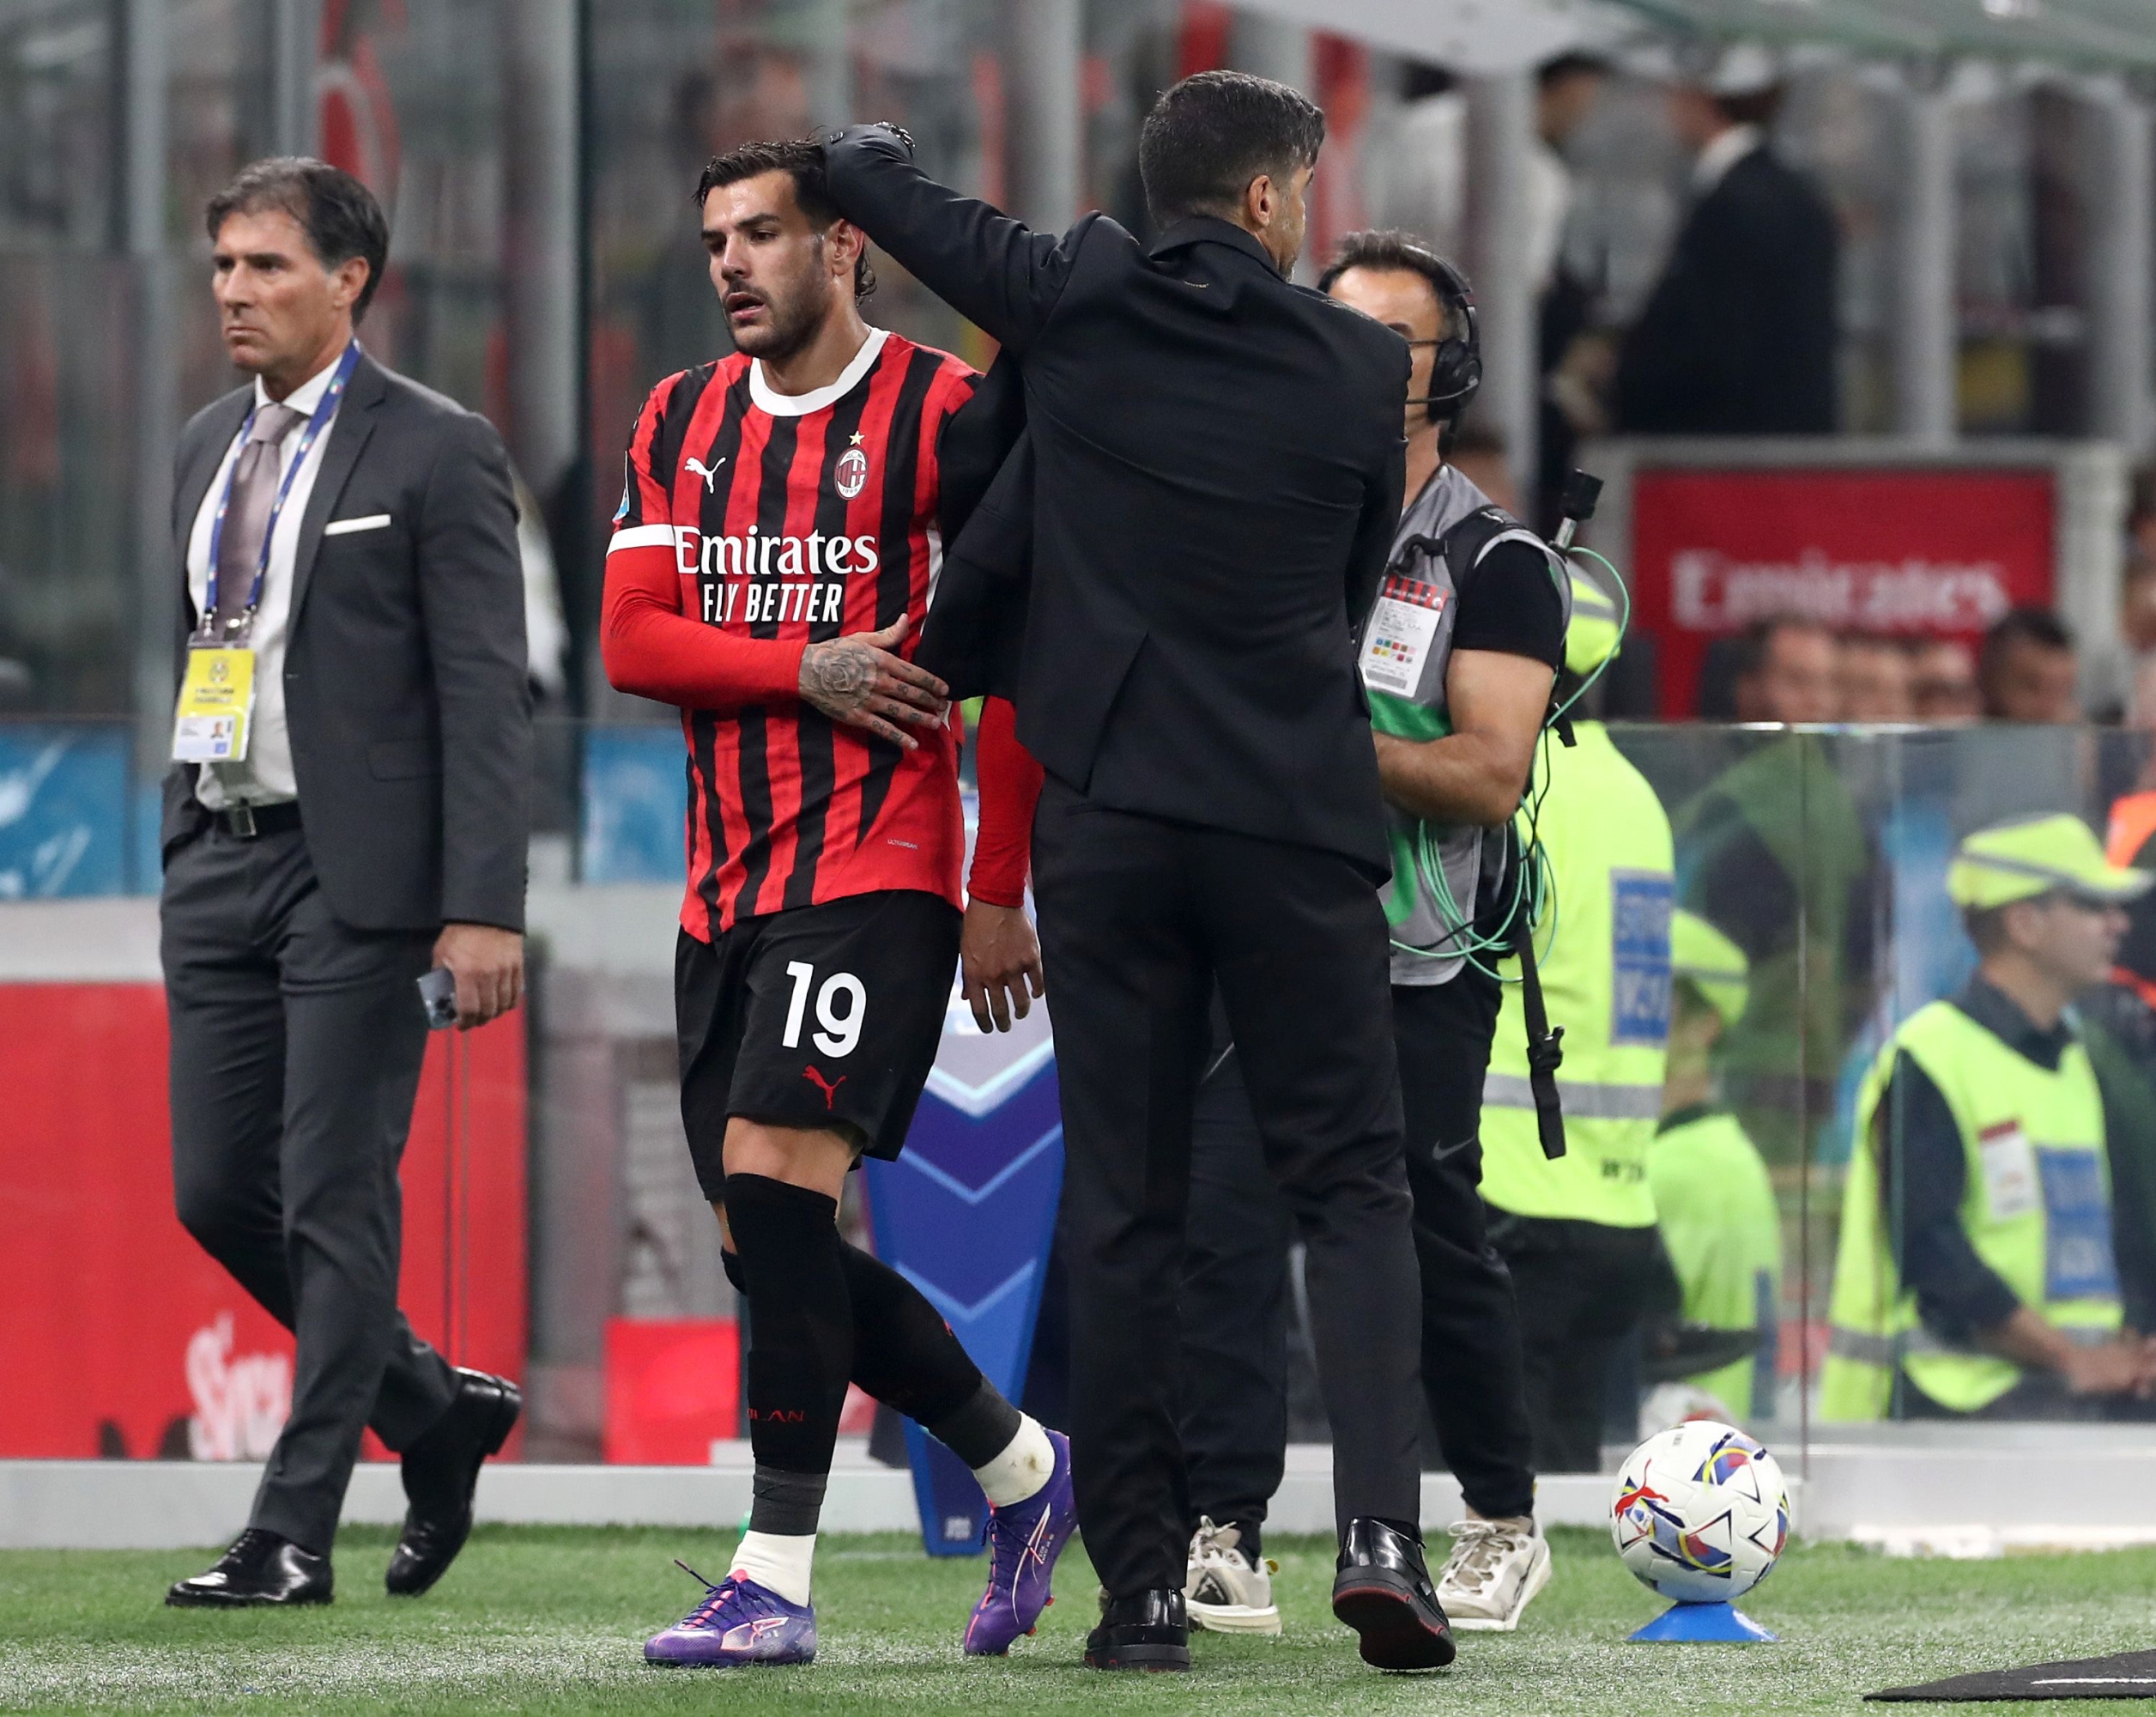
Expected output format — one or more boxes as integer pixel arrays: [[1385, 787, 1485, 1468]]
[[211, 801, 302, 840]]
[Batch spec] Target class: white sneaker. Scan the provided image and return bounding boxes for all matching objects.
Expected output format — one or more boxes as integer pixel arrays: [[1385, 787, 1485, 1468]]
[[1433, 1516, 1551, 1632], [1184, 1517, 1281, 1635]]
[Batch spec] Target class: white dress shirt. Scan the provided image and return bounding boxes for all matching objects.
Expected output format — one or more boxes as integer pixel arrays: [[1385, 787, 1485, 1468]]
[[1692, 124, 1764, 198], [184, 349, 349, 808]]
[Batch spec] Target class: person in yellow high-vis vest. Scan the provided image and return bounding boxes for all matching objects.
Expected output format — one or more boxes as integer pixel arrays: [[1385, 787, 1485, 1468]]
[[1480, 596, 1679, 1472], [1821, 814, 2156, 1422], [1650, 911, 1781, 1421]]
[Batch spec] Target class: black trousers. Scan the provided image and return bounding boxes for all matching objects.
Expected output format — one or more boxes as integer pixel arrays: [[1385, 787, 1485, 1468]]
[[1178, 971, 1538, 1532], [1030, 780, 1422, 1598], [161, 823, 459, 1551], [1492, 1216, 1667, 1473]]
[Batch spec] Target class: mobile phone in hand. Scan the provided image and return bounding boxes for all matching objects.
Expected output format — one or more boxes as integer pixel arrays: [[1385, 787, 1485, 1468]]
[[418, 967, 458, 1030]]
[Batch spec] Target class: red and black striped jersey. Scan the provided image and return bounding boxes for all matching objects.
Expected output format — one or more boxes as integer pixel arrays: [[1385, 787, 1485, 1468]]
[[603, 328, 978, 941]]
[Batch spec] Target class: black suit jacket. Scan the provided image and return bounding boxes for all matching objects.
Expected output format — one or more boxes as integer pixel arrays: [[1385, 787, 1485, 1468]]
[[827, 126, 1408, 878], [1614, 146, 1838, 436], [161, 353, 532, 932]]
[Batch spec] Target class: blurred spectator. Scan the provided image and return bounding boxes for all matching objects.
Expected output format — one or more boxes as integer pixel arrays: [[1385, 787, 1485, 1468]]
[[1980, 609, 2080, 724], [1650, 911, 1780, 1423], [1676, 619, 1877, 1163], [1533, 52, 1609, 523], [2132, 464, 2156, 572], [1838, 634, 1915, 723], [1821, 816, 2156, 1421], [2118, 562, 2156, 728], [1728, 616, 1839, 724], [1613, 46, 1838, 436], [1910, 638, 1983, 725]]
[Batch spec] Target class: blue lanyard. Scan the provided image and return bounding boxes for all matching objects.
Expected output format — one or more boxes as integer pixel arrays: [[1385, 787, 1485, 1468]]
[[199, 339, 363, 639]]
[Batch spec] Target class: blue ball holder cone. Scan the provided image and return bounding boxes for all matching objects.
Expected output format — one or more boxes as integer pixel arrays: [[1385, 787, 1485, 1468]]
[[1627, 1600, 1777, 1643]]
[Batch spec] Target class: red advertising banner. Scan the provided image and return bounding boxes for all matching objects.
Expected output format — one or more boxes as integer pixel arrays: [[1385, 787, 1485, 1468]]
[[0, 983, 525, 1461], [1629, 468, 2057, 717]]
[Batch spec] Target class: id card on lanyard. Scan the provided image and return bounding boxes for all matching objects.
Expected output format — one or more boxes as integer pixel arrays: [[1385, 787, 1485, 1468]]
[[172, 341, 360, 765]]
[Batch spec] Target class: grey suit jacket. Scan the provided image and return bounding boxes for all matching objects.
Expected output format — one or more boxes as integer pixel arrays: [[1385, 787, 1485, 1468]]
[[161, 352, 531, 933]]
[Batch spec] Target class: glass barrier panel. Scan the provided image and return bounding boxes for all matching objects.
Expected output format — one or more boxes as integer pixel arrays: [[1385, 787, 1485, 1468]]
[[12, 720, 2156, 1493]]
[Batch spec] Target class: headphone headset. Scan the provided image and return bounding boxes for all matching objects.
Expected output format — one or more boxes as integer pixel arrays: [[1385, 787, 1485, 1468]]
[[1317, 240, 1482, 426]]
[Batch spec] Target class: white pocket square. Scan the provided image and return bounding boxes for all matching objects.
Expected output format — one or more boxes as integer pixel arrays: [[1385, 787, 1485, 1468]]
[[322, 513, 391, 537]]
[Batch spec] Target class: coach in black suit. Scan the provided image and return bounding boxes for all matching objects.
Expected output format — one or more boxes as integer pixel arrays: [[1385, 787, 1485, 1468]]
[[160, 160, 528, 1608], [827, 75, 1450, 1672], [1614, 69, 1838, 435]]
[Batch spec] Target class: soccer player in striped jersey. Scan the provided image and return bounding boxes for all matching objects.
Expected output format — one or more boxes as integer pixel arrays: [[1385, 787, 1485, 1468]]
[[603, 140, 1071, 1669]]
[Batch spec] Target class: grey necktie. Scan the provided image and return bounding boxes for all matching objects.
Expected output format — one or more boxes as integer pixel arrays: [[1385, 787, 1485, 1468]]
[[211, 402, 306, 636]]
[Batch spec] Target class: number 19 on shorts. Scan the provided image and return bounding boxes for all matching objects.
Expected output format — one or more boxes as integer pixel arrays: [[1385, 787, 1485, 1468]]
[[782, 961, 867, 1058]]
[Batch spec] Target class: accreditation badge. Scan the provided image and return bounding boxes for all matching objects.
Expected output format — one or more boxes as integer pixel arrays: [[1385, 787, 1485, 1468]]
[[1360, 572, 1449, 698], [171, 646, 257, 763]]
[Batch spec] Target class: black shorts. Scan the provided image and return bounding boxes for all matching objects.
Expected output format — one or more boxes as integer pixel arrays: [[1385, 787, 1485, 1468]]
[[675, 889, 963, 1199]]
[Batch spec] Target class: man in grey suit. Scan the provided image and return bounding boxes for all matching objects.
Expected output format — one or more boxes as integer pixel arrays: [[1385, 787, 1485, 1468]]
[[160, 159, 530, 1608]]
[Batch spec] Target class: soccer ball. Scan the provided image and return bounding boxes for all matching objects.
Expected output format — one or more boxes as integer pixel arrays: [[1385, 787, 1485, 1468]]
[[1610, 1420, 1790, 1604]]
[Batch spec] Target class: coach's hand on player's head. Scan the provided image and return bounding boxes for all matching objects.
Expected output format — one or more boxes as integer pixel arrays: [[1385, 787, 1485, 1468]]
[[960, 898, 1045, 1033], [431, 922, 525, 1029], [798, 615, 950, 749]]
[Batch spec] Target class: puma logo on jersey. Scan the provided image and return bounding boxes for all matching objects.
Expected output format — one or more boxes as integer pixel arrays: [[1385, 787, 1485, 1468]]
[[686, 455, 727, 491], [802, 1066, 847, 1109]]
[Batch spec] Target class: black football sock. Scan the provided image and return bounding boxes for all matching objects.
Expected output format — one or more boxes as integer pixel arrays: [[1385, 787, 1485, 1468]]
[[720, 1235, 1022, 1467], [836, 1241, 1021, 1462], [724, 1174, 852, 1532]]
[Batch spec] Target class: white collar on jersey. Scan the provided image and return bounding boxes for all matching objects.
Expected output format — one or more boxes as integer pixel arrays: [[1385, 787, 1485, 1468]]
[[748, 325, 889, 417]]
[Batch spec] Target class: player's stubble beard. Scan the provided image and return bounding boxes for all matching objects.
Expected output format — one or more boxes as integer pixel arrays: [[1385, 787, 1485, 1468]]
[[725, 240, 839, 365]]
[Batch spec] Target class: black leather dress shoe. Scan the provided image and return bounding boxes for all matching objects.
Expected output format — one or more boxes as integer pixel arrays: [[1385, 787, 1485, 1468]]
[[385, 1368, 521, 1597], [1083, 1587, 1190, 1671], [167, 1529, 331, 1607], [1331, 1517, 1455, 1670]]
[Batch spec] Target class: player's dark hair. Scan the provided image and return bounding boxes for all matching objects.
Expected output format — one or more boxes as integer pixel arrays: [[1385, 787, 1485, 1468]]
[[206, 156, 390, 320], [1138, 70, 1325, 227], [695, 139, 875, 300]]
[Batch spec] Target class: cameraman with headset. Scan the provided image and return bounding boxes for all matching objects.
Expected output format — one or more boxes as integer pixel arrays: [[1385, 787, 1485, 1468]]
[[1176, 231, 1569, 1638]]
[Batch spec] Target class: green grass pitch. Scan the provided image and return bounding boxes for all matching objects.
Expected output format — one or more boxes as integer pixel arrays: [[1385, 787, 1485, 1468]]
[[3, 1526, 2153, 1714]]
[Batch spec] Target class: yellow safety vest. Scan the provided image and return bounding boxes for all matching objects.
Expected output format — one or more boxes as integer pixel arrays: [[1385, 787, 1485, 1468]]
[[1649, 1108, 1781, 1416], [1820, 999, 2121, 1419], [1480, 722, 1673, 1228]]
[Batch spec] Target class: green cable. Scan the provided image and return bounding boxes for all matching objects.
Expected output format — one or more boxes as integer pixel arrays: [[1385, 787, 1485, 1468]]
[[1386, 541, 1626, 976]]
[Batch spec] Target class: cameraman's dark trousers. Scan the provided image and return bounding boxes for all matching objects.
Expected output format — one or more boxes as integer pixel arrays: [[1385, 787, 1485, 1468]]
[[1179, 968, 1538, 1546], [1031, 779, 1426, 1600]]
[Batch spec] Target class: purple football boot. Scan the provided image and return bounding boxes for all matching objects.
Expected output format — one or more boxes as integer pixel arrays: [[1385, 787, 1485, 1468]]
[[645, 1561, 816, 1668], [964, 1430, 1078, 1656]]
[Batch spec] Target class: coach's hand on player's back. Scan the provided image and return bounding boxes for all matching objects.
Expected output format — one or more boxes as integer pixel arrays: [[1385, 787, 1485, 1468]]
[[799, 615, 949, 749]]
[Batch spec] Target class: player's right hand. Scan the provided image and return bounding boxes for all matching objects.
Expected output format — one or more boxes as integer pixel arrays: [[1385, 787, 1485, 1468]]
[[799, 615, 950, 750]]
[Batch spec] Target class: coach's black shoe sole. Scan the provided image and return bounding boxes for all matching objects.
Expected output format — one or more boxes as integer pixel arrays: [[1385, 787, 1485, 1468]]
[[1332, 1569, 1456, 1671], [1082, 1629, 1191, 1671]]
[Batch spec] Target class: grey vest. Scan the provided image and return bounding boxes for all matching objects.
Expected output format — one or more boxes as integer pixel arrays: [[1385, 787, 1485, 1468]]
[[1360, 466, 1567, 986]]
